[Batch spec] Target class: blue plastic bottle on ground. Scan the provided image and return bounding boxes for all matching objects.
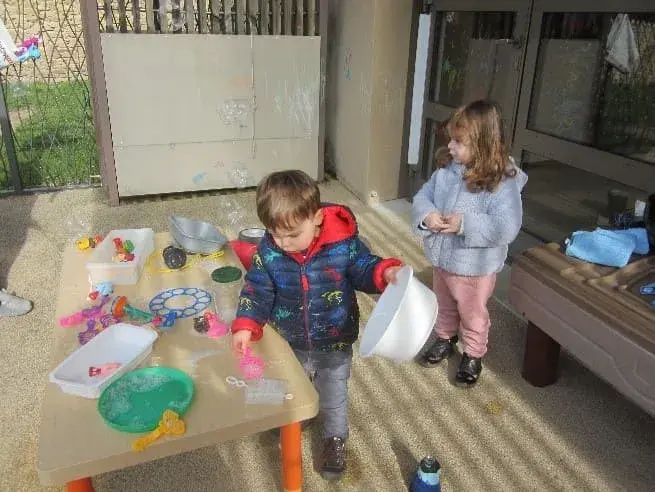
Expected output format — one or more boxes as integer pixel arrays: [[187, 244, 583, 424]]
[[410, 455, 441, 492]]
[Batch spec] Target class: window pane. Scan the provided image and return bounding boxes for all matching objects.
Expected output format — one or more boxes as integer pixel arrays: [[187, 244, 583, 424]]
[[420, 119, 449, 180], [528, 13, 655, 165], [430, 12, 516, 108], [521, 151, 648, 242]]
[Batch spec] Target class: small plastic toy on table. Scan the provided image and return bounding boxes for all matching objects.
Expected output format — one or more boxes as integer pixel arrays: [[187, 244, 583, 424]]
[[76, 236, 104, 252], [113, 238, 135, 263]]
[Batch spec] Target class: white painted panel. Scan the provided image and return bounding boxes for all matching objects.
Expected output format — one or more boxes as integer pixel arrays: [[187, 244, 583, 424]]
[[100, 33, 320, 196], [254, 36, 321, 139], [101, 34, 254, 147], [114, 139, 318, 196]]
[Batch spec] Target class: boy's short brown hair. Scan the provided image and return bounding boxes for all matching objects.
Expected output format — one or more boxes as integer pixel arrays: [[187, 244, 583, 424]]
[[256, 170, 321, 231]]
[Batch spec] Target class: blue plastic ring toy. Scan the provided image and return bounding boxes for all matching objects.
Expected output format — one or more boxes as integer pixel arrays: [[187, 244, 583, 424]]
[[149, 287, 212, 319]]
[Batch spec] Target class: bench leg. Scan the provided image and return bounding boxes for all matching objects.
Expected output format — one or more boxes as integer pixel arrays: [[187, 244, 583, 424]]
[[66, 478, 94, 492], [280, 421, 302, 492], [522, 321, 560, 387]]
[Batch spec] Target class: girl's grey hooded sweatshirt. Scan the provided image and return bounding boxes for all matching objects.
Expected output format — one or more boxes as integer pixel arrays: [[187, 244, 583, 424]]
[[412, 160, 528, 276]]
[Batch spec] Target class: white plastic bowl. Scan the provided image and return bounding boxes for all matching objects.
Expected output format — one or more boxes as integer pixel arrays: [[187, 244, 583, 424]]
[[359, 265, 437, 363]]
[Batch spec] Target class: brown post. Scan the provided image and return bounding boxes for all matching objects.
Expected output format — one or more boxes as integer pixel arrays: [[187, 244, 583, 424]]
[[522, 321, 561, 387], [79, 0, 119, 206]]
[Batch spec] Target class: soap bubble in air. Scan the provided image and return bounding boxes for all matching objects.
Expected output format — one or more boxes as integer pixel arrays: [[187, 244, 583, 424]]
[[228, 209, 246, 228], [229, 164, 250, 189], [64, 213, 93, 243]]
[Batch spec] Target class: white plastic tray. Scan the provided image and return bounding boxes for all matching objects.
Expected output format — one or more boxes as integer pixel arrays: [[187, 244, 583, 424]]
[[86, 228, 154, 285], [49, 323, 158, 399]]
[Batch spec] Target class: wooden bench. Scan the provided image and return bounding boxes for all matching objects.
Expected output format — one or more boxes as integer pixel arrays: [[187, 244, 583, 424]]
[[508, 243, 655, 417]]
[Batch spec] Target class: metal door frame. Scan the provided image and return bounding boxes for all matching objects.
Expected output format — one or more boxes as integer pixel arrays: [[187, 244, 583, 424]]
[[512, 0, 655, 191]]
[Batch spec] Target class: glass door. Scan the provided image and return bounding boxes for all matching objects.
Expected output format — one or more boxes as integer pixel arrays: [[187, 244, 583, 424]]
[[513, 0, 655, 241], [410, 0, 532, 195]]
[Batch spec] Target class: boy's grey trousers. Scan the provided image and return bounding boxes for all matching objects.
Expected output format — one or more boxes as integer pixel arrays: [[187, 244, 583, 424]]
[[293, 347, 353, 439]]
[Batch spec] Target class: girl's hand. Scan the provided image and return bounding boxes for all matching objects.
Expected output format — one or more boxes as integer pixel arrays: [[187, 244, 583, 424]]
[[424, 212, 446, 231], [383, 265, 402, 285], [440, 214, 463, 234], [232, 330, 252, 356]]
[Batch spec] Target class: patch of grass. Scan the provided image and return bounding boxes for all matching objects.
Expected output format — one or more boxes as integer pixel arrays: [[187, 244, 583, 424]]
[[0, 143, 11, 190], [0, 80, 98, 190]]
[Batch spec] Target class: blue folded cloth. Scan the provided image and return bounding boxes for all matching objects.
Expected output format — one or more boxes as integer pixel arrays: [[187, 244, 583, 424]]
[[565, 229, 635, 267], [608, 228, 650, 255]]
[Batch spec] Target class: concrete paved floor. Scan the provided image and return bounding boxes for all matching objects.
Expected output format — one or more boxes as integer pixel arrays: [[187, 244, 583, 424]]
[[0, 182, 653, 491]]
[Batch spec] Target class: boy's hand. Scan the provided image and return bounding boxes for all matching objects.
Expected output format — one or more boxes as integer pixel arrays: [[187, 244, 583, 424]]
[[383, 265, 402, 285], [232, 330, 252, 356], [424, 212, 447, 232], [440, 214, 463, 234]]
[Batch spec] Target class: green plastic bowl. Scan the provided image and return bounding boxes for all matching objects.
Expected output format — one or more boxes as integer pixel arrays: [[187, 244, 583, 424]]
[[211, 266, 242, 283], [97, 366, 194, 433]]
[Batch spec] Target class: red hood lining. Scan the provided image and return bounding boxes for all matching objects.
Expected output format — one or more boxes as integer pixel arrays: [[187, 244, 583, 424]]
[[286, 204, 357, 262]]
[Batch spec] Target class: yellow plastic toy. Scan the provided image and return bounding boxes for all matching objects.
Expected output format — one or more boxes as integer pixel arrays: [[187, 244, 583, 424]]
[[75, 237, 93, 251], [131, 409, 186, 452], [75, 235, 103, 251], [145, 248, 224, 274]]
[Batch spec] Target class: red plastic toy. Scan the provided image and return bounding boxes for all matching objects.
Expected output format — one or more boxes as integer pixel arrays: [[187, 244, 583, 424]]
[[230, 240, 257, 271], [113, 237, 135, 262]]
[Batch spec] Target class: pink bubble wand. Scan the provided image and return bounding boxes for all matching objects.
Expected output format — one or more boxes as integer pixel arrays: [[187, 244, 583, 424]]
[[239, 348, 264, 380]]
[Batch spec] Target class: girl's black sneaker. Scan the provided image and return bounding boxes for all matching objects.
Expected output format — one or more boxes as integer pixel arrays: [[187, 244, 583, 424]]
[[418, 335, 458, 367], [455, 353, 482, 387]]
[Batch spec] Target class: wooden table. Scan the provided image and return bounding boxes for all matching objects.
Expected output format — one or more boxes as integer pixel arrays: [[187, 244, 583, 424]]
[[508, 243, 655, 416], [38, 233, 318, 491]]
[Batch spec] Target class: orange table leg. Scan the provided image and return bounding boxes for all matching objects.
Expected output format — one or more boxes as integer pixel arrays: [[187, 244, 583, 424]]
[[66, 477, 94, 492], [280, 421, 302, 492]]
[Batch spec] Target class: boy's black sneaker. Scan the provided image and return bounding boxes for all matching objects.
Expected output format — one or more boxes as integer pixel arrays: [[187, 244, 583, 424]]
[[455, 353, 482, 387], [320, 436, 346, 480], [418, 335, 458, 367]]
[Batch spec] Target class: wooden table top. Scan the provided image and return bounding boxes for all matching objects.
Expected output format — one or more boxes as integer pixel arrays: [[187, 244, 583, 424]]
[[38, 232, 318, 485]]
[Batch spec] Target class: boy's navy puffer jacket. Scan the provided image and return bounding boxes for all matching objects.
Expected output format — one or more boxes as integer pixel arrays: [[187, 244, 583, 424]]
[[231, 204, 401, 352]]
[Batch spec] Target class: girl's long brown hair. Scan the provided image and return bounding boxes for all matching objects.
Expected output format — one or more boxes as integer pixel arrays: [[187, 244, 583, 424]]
[[438, 100, 516, 192]]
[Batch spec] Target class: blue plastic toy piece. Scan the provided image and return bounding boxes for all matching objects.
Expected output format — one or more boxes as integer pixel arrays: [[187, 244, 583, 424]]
[[16, 45, 40, 62], [159, 311, 178, 329]]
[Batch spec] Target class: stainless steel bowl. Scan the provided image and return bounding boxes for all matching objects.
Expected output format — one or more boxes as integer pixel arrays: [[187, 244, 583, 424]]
[[168, 216, 228, 254]]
